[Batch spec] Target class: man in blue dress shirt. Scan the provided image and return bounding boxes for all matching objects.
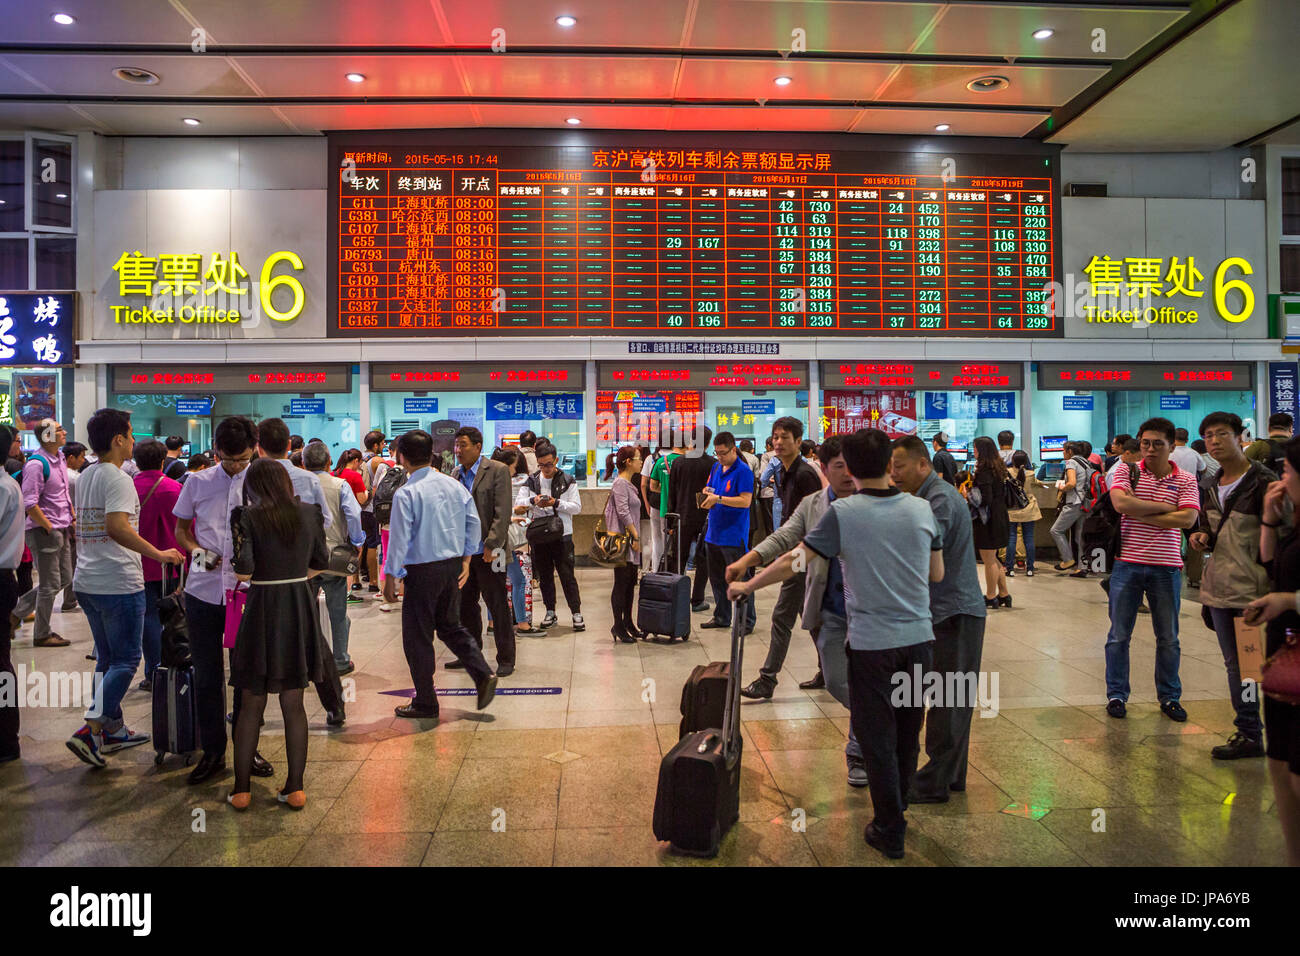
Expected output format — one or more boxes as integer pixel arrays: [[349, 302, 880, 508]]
[[383, 429, 498, 718]]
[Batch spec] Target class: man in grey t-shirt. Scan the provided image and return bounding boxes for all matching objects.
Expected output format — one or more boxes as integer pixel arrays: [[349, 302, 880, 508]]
[[891, 436, 988, 803], [730, 428, 943, 860]]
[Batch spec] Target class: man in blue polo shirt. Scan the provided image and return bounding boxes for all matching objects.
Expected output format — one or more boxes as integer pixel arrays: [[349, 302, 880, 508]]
[[700, 431, 757, 633]]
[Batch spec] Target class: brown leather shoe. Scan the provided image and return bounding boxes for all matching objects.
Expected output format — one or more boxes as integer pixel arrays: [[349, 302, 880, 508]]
[[34, 633, 70, 647]]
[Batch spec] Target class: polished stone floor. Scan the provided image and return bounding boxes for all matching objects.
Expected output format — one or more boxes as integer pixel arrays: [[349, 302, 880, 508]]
[[0, 567, 1286, 867]]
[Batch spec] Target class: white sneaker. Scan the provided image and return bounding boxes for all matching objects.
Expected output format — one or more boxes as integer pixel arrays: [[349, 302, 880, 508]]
[[379, 601, 401, 613], [572, 613, 585, 632]]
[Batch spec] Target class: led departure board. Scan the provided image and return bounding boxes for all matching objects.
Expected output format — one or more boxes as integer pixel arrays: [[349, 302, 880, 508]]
[[329, 133, 1060, 338]]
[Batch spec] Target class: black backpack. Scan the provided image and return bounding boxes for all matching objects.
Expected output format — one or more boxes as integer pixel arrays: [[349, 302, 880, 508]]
[[1261, 438, 1287, 477], [372, 466, 408, 525], [1081, 463, 1136, 571]]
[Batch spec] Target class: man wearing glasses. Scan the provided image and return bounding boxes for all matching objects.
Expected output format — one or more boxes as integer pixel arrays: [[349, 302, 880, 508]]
[[1104, 417, 1200, 722], [173, 416, 267, 785]]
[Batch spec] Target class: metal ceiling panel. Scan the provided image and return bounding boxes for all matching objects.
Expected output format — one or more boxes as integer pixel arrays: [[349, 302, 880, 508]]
[[686, 0, 943, 54], [231, 54, 469, 97], [1048, 0, 1300, 150], [76, 103, 295, 135], [877, 62, 1108, 108], [0, 0, 193, 44], [675, 57, 899, 101], [668, 105, 861, 131], [436, 0, 693, 48], [459, 55, 680, 99], [180, 0, 447, 46], [916, 3, 1187, 61], [277, 103, 481, 132], [0, 53, 259, 97], [850, 107, 1047, 137], [0, 102, 104, 134]]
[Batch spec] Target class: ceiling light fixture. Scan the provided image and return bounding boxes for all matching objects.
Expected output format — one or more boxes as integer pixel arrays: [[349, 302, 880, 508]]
[[935, 124, 950, 131], [555, 15, 576, 27], [966, 74, 1009, 93], [55, 193, 67, 199], [774, 75, 792, 86], [113, 67, 161, 85], [565, 117, 581, 125], [52, 13, 76, 25], [345, 72, 366, 83], [1032, 28, 1054, 40], [182, 117, 201, 126]]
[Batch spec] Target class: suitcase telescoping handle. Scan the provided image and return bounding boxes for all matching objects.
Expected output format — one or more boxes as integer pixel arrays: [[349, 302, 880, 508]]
[[720, 597, 746, 760], [660, 512, 681, 575]]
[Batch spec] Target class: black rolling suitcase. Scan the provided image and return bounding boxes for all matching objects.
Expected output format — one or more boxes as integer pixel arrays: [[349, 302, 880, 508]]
[[637, 511, 691, 641], [652, 599, 746, 857], [152, 569, 198, 766], [679, 661, 729, 738]]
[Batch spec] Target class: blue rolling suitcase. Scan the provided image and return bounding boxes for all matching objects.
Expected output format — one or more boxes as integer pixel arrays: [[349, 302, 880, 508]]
[[151, 666, 198, 766], [637, 512, 691, 641]]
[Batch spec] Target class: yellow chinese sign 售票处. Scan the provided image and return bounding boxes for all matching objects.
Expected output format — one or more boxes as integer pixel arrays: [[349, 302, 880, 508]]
[[1080, 255, 1254, 325], [110, 250, 306, 324]]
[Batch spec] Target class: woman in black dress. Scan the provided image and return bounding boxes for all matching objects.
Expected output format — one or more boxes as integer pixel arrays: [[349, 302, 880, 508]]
[[971, 436, 1011, 608], [1243, 436, 1300, 865], [227, 458, 330, 811]]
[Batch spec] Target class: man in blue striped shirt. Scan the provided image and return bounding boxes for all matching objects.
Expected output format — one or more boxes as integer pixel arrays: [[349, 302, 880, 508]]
[[383, 429, 497, 717]]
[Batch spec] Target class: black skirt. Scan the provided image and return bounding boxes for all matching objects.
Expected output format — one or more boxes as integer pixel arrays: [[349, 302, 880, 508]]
[[229, 580, 331, 694]]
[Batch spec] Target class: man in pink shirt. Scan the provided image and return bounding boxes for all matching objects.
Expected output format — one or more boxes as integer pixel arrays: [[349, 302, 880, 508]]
[[130, 439, 183, 692], [22, 419, 74, 647]]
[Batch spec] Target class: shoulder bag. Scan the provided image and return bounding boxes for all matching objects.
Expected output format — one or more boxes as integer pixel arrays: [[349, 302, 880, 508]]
[[524, 472, 565, 546], [326, 483, 360, 576], [589, 493, 631, 568]]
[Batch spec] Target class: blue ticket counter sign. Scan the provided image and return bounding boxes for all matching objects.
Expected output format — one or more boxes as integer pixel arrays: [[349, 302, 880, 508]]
[[486, 393, 584, 421], [404, 397, 439, 415], [1160, 394, 1191, 411], [1269, 362, 1298, 422], [741, 399, 776, 415], [176, 398, 214, 416], [1062, 395, 1093, 411], [289, 399, 326, 415]]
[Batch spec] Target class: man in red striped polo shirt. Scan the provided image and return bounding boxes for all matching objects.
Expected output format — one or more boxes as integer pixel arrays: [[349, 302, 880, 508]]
[[1105, 416, 1201, 721]]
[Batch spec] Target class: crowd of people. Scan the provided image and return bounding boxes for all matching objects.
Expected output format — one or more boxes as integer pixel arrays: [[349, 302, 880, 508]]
[[0, 405, 1296, 863]]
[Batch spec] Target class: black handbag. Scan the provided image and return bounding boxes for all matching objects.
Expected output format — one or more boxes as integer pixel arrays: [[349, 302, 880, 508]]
[[158, 565, 191, 670], [325, 484, 360, 575], [526, 509, 564, 546]]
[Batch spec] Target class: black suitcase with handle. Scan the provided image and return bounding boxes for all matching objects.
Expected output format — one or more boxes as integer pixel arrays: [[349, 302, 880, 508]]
[[637, 512, 691, 641], [678, 661, 729, 738], [652, 598, 746, 856]]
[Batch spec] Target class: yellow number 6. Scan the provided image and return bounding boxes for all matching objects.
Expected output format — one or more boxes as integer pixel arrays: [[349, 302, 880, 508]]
[[260, 250, 305, 322], [1213, 257, 1253, 324]]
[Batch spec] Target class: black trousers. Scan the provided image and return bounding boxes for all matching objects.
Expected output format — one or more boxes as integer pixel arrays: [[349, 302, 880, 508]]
[[612, 563, 638, 628], [460, 554, 516, 667], [0, 570, 19, 757], [682, 519, 710, 604], [402, 558, 492, 710], [848, 640, 933, 841], [531, 534, 581, 614], [911, 613, 986, 797]]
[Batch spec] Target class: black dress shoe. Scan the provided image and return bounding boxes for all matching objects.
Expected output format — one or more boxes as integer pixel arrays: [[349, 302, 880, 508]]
[[690, 602, 710, 613], [496, 663, 514, 677], [906, 787, 950, 805], [740, 678, 775, 700], [251, 751, 274, 777], [335, 661, 356, 677], [1210, 732, 1265, 760], [798, 671, 825, 690], [445, 659, 467, 669], [476, 674, 498, 711], [326, 709, 346, 727], [699, 619, 728, 629], [1160, 699, 1188, 722], [863, 822, 905, 860], [187, 752, 227, 785], [395, 702, 439, 719]]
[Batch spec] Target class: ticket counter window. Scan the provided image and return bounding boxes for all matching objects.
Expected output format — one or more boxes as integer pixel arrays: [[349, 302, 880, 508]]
[[108, 365, 360, 459], [1032, 362, 1258, 461], [370, 391, 585, 479]]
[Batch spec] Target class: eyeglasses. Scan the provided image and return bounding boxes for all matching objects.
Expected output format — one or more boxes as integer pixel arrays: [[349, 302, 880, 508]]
[[218, 452, 254, 467], [1202, 429, 1236, 442], [1138, 439, 1168, 449]]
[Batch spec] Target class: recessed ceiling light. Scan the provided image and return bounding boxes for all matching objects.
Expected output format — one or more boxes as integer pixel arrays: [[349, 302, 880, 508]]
[[935, 124, 950, 131], [0, 199, 6, 205], [967, 74, 1010, 93], [182, 117, 201, 126], [55, 193, 67, 199], [113, 67, 160, 85], [565, 117, 581, 125], [345, 72, 365, 83], [1032, 28, 1054, 40], [774, 75, 793, 86], [555, 15, 577, 27], [51, 13, 75, 25]]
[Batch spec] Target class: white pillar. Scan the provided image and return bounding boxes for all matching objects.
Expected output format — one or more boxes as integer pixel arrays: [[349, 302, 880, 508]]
[[584, 359, 597, 487]]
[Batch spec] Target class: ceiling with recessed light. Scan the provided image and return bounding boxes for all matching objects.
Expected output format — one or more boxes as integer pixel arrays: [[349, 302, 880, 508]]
[[0, 0, 1294, 150]]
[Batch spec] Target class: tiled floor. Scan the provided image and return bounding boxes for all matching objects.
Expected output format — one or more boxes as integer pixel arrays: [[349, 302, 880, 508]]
[[0, 567, 1287, 866]]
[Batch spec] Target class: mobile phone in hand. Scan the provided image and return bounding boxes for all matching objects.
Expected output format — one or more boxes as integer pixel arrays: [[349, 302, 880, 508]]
[[1243, 605, 1264, 626]]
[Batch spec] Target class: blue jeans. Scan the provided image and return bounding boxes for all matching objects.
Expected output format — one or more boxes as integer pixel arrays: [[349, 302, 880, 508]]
[[1104, 561, 1183, 703], [310, 574, 351, 666], [77, 589, 145, 732], [814, 611, 862, 760], [1006, 521, 1035, 572], [506, 554, 529, 624], [1208, 606, 1263, 740]]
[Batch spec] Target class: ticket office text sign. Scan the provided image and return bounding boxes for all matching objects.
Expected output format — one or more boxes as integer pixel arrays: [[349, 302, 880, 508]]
[[371, 362, 585, 392], [112, 364, 351, 394], [1078, 254, 1255, 326], [109, 250, 307, 326], [330, 136, 1060, 337], [598, 362, 809, 391], [820, 361, 1024, 390], [1037, 363, 1253, 391]]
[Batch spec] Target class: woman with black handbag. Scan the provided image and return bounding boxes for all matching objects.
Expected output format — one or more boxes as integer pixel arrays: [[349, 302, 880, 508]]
[[603, 446, 644, 643], [227, 459, 330, 812], [971, 436, 1012, 608]]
